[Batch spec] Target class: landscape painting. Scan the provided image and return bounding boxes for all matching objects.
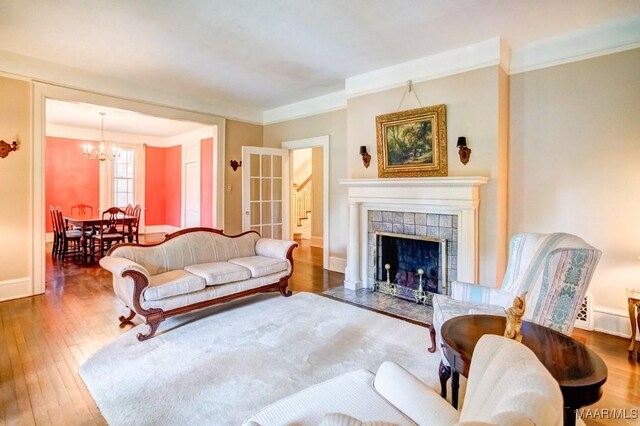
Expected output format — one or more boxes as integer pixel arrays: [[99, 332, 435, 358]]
[[376, 104, 447, 178]]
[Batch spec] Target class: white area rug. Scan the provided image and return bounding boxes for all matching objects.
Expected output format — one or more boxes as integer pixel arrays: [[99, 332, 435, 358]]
[[79, 292, 444, 425]]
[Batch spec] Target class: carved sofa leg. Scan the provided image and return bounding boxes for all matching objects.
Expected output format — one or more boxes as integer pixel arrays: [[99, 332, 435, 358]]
[[428, 324, 437, 353], [278, 280, 292, 297], [137, 312, 165, 341], [119, 309, 136, 324]]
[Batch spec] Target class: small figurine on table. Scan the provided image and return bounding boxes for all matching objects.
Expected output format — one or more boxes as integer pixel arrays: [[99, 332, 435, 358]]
[[504, 292, 528, 343]]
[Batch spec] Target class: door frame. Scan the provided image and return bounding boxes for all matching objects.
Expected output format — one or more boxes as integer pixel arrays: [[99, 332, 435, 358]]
[[181, 140, 201, 228], [282, 136, 330, 270], [32, 83, 226, 296]]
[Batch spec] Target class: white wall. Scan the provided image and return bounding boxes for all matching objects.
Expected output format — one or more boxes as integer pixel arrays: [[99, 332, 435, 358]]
[[510, 48, 640, 317]]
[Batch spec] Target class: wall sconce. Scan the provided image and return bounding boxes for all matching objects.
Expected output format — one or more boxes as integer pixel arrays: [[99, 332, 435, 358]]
[[360, 145, 371, 168], [229, 160, 242, 171], [456, 137, 471, 165], [0, 139, 18, 159]]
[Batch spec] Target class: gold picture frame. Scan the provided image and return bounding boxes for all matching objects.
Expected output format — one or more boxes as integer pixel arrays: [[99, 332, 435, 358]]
[[376, 104, 447, 178]]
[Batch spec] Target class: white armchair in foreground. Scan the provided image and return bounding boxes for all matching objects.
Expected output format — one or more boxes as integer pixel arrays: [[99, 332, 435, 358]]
[[243, 335, 563, 426]]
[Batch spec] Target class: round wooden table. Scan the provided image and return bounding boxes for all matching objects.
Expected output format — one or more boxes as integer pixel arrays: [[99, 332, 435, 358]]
[[440, 315, 608, 426]]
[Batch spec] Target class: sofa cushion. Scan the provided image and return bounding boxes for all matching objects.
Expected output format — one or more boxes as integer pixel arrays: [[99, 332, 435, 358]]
[[144, 270, 206, 301], [184, 261, 251, 286], [229, 256, 288, 278]]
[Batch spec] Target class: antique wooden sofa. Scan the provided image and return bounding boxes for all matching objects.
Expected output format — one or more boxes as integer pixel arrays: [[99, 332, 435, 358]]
[[100, 228, 297, 341]]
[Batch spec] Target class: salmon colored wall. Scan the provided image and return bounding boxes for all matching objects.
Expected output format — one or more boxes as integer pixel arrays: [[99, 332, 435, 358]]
[[144, 146, 167, 226], [165, 145, 182, 227], [200, 137, 213, 227], [45, 137, 99, 232]]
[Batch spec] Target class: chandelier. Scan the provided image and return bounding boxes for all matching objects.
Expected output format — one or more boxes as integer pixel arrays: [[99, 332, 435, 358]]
[[82, 112, 119, 161]]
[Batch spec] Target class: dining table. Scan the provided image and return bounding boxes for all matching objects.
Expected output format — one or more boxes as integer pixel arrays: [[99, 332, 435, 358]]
[[64, 214, 137, 263]]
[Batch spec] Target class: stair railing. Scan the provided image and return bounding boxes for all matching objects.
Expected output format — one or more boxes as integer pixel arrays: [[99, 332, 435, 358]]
[[294, 175, 312, 227]]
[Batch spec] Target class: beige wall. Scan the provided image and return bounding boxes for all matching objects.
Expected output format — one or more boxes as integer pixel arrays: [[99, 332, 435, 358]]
[[264, 109, 348, 267], [311, 146, 323, 240], [0, 76, 31, 289], [346, 67, 507, 286], [225, 119, 263, 235], [509, 48, 640, 311]]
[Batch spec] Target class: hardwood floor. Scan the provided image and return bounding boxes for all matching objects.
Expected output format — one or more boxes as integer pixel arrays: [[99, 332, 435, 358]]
[[0, 237, 638, 425]]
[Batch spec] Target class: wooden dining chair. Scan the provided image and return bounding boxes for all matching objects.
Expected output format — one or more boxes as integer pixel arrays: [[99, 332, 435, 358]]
[[124, 204, 134, 216], [70, 203, 94, 217], [54, 208, 85, 262], [50, 206, 61, 258], [90, 207, 126, 262], [130, 204, 142, 243]]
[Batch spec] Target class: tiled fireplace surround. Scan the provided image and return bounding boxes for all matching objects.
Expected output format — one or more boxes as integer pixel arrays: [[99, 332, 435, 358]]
[[339, 177, 488, 292]]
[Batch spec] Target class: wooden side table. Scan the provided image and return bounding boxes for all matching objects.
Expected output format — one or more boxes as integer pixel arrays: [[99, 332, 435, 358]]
[[627, 288, 640, 357], [440, 315, 608, 426]]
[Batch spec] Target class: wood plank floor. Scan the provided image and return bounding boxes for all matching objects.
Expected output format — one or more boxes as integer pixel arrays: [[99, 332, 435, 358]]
[[0, 237, 638, 425]]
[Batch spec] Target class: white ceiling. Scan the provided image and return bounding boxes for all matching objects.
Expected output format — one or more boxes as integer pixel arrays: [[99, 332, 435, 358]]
[[46, 100, 207, 137], [2, 0, 639, 112]]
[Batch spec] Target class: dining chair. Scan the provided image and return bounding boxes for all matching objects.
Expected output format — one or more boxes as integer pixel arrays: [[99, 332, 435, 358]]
[[130, 204, 142, 243], [50, 206, 61, 258], [70, 203, 94, 217], [124, 204, 134, 216], [54, 207, 85, 262], [90, 207, 126, 262]]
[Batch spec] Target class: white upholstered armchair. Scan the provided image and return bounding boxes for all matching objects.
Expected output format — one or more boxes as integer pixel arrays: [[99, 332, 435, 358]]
[[429, 232, 601, 396], [243, 335, 563, 426]]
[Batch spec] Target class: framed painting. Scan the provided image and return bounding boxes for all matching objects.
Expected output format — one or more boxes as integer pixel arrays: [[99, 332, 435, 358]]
[[376, 104, 447, 178]]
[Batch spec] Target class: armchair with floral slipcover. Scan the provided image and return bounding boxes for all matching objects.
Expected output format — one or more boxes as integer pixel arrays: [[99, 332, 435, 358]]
[[429, 232, 601, 397]]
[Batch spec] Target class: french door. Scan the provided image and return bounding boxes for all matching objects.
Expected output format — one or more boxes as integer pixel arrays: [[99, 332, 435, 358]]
[[241, 147, 290, 239]]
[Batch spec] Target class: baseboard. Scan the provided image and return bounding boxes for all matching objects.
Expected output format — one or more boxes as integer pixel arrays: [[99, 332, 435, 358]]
[[45, 232, 54, 243], [310, 236, 323, 248], [143, 225, 181, 235], [0, 277, 32, 302], [328, 256, 346, 274], [592, 305, 639, 341]]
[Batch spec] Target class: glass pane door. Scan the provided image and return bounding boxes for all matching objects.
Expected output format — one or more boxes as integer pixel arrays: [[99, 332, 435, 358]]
[[242, 147, 289, 240]]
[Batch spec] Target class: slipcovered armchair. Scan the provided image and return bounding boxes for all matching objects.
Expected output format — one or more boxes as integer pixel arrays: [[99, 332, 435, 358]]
[[243, 335, 563, 426], [430, 233, 601, 395]]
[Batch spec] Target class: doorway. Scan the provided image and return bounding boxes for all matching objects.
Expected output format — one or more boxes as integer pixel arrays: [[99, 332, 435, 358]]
[[282, 136, 329, 270], [32, 83, 226, 297]]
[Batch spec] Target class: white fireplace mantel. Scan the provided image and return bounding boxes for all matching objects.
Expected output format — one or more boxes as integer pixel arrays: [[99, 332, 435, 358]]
[[339, 177, 488, 290]]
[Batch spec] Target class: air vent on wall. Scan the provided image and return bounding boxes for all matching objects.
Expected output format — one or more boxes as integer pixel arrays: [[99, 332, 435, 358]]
[[574, 292, 594, 331]]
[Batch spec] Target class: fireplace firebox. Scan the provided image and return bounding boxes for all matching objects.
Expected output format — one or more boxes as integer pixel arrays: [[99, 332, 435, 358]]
[[374, 232, 448, 305]]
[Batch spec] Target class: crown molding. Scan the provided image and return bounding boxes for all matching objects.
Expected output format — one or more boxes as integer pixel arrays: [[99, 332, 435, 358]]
[[510, 14, 640, 74], [0, 49, 263, 124], [345, 37, 503, 99], [262, 91, 346, 125]]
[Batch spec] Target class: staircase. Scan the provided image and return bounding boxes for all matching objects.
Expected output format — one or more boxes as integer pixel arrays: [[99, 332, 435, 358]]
[[293, 175, 312, 239]]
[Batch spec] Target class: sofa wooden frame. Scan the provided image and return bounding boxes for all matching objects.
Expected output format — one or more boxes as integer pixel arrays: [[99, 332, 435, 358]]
[[107, 227, 297, 341]]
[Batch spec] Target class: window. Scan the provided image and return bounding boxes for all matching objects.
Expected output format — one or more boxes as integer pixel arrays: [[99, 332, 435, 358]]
[[114, 148, 135, 207]]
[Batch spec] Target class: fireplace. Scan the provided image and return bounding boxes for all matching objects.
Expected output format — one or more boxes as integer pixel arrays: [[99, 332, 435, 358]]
[[339, 177, 488, 292], [375, 232, 448, 302]]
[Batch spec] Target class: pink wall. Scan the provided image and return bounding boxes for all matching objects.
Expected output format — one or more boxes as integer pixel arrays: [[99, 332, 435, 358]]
[[144, 146, 167, 226], [45, 137, 99, 232], [200, 137, 213, 227], [165, 145, 182, 227]]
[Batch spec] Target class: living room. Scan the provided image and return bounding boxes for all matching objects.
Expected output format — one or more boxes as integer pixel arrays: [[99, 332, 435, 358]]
[[0, 1, 639, 425]]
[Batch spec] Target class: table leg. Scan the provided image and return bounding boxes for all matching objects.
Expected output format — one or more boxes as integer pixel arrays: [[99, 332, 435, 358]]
[[438, 360, 451, 399], [451, 370, 460, 409], [629, 298, 638, 352], [564, 407, 576, 426]]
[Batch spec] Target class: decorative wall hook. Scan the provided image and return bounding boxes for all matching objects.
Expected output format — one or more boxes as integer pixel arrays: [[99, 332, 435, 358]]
[[456, 137, 471, 165], [229, 160, 242, 171], [359, 146, 371, 168], [0, 139, 18, 159]]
